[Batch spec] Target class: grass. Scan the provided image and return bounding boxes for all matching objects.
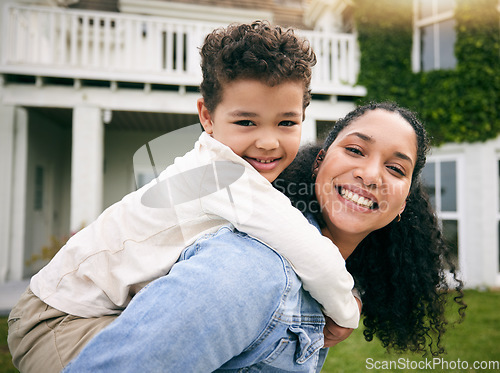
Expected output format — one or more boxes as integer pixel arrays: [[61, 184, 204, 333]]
[[0, 317, 16, 373], [322, 289, 500, 373], [1, 290, 499, 373]]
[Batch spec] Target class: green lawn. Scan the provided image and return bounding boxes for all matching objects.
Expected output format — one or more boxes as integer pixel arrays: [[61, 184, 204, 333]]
[[323, 290, 500, 373], [1, 290, 499, 373]]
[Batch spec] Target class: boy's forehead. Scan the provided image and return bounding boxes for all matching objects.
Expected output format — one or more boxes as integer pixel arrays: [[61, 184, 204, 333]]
[[219, 78, 305, 101]]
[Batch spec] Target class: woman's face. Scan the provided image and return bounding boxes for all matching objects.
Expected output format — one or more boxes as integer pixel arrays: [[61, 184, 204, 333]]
[[315, 109, 417, 243]]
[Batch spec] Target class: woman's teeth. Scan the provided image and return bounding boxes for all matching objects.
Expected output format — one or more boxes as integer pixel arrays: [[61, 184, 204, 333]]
[[340, 188, 374, 208]]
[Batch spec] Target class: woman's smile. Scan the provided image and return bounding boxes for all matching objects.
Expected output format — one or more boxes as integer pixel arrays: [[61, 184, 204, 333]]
[[336, 185, 378, 210]]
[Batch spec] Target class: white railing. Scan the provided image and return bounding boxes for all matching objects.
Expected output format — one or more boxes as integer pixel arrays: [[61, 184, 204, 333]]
[[0, 4, 365, 95]]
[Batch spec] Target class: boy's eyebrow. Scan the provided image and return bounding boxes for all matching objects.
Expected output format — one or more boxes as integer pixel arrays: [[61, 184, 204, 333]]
[[229, 110, 302, 118], [346, 131, 414, 165], [229, 110, 258, 117], [282, 111, 302, 117]]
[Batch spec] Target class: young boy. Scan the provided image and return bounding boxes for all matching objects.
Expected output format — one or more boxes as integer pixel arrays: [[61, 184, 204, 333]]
[[8, 21, 360, 372]]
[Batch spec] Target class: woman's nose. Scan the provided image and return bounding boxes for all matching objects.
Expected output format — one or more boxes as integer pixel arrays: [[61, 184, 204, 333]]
[[353, 163, 382, 188]]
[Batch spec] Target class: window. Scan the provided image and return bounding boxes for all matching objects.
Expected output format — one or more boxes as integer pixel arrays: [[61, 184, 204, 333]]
[[413, 0, 457, 72], [421, 157, 461, 268]]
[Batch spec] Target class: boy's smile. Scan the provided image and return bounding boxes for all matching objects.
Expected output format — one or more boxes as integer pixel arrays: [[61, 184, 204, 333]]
[[198, 79, 304, 183]]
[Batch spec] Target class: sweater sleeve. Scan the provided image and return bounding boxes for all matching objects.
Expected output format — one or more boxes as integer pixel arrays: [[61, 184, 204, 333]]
[[199, 159, 360, 329]]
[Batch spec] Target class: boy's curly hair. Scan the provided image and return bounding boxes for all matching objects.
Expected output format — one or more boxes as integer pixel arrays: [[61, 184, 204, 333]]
[[274, 102, 466, 356], [199, 20, 317, 113]]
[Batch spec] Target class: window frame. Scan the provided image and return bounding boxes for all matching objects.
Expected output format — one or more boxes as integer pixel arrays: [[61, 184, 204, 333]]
[[424, 154, 466, 273], [412, 0, 456, 72]]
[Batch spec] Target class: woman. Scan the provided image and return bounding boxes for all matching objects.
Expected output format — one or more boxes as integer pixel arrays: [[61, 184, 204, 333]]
[[276, 101, 466, 355], [62, 102, 465, 372]]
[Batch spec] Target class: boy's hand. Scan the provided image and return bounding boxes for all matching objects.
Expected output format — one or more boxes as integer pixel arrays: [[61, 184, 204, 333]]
[[322, 317, 354, 348], [323, 296, 361, 348]]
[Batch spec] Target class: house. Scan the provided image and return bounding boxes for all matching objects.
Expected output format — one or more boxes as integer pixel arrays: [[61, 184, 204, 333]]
[[0, 0, 498, 289]]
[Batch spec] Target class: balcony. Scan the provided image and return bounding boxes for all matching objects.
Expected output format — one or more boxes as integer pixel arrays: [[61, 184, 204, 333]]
[[0, 3, 365, 96]]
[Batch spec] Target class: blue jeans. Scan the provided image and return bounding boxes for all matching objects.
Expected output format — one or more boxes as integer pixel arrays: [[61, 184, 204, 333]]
[[63, 226, 328, 372]]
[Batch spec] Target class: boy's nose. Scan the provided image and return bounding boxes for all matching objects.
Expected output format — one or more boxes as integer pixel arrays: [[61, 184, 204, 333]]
[[255, 131, 280, 150]]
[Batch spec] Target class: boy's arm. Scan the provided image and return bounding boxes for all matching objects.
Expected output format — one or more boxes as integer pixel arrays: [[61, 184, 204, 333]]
[[323, 296, 362, 347], [200, 162, 360, 329]]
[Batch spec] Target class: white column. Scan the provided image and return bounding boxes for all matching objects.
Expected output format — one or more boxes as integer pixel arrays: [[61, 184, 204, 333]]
[[463, 141, 498, 287], [71, 105, 104, 232], [0, 104, 28, 283], [0, 104, 15, 283], [10, 108, 28, 281]]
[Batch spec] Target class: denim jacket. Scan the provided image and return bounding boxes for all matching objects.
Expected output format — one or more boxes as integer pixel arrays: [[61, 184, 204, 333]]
[[63, 225, 328, 372]]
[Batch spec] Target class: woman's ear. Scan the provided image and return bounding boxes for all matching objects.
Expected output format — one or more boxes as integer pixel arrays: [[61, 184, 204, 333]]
[[312, 149, 326, 180], [197, 98, 214, 134], [399, 201, 406, 215]]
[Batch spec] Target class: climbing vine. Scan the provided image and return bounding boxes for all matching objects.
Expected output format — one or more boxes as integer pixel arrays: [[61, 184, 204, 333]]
[[354, 0, 499, 145]]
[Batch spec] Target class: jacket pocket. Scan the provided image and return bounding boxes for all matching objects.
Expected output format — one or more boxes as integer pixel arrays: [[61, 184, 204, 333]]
[[262, 323, 324, 370]]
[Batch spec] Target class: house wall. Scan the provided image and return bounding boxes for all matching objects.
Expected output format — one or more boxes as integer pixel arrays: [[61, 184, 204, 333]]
[[430, 138, 500, 288]]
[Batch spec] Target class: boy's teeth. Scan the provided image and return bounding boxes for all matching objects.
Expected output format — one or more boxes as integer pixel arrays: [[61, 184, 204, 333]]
[[257, 159, 273, 163], [341, 188, 374, 208]]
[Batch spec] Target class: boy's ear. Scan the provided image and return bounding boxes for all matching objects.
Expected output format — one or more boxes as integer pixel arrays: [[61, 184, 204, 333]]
[[197, 98, 214, 134]]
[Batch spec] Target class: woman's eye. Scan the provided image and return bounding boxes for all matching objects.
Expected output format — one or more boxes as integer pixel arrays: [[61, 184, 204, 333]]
[[279, 121, 298, 127], [388, 165, 406, 177], [235, 120, 255, 127], [346, 146, 363, 156]]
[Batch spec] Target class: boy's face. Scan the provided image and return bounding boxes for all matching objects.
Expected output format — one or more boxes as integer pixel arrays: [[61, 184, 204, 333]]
[[198, 79, 304, 183]]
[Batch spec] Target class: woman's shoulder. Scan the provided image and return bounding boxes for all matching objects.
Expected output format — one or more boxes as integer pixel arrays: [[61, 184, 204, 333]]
[[182, 225, 297, 295]]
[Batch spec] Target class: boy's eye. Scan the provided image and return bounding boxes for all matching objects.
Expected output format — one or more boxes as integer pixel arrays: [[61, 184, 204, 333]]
[[279, 121, 298, 127], [235, 120, 255, 127]]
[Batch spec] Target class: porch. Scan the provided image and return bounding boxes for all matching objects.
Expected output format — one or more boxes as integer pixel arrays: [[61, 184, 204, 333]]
[[0, 3, 366, 96]]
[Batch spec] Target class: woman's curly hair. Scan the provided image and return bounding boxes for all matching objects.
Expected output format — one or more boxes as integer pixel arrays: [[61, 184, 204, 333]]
[[199, 20, 316, 113], [274, 102, 466, 356]]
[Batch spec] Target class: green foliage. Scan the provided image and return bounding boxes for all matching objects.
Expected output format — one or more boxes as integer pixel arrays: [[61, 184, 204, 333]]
[[354, 0, 500, 145]]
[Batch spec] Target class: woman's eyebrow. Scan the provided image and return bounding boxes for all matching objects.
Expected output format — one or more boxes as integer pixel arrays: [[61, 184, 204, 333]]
[[347, 132, 414, 165], [395, 151, 414, 166], [346, 131, 373, 142]]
